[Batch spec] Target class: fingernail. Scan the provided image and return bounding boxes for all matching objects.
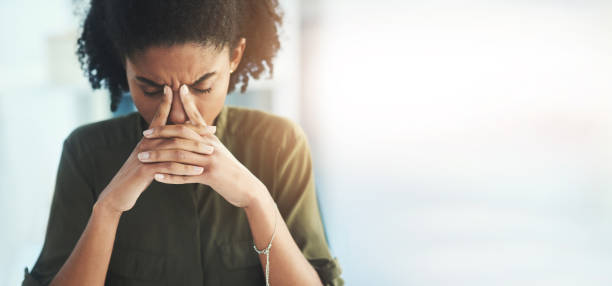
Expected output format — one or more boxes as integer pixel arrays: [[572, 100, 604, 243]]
[[180, 84, 188, 96], [164, 85, 171, 96], [143, 129, 153, 136], [205, 146, 214, 154], [138, 152, 149, 160], [155, 173, 164, 180], [207, 126, 217, 133], [193, 166, 204, 173]]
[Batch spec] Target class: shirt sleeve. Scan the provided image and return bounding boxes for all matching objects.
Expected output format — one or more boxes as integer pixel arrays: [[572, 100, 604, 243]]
[[272, 122, 344, 286], [22, 136, 96, 286]]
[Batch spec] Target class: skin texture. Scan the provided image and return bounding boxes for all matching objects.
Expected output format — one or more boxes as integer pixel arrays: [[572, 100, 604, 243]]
[[50, 41, 323, 286], [126, 41, 236, 126]]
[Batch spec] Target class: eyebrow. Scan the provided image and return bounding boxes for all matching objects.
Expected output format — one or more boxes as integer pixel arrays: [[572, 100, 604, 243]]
[[135, 71, 217, 88], [135, 76, 163, 87], [191, 72, 216, 86]]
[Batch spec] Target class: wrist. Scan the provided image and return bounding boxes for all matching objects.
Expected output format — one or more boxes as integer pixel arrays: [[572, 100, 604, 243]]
[[93, 198, 123, 219], [243, 180, 273, 213]]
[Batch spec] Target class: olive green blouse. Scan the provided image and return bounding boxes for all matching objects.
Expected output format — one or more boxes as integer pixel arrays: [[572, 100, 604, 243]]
[[22, 105, 343, 286]]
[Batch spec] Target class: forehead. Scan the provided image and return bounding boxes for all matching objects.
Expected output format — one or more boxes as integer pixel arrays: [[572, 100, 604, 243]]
[[126, 43, 227, 83]]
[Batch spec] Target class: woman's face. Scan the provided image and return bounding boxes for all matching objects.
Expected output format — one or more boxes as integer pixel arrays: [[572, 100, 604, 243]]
[[125, 40, 245, 125]]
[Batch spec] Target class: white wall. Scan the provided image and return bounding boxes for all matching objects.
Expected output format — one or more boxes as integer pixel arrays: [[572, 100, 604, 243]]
[[303, 0, 612, 285]]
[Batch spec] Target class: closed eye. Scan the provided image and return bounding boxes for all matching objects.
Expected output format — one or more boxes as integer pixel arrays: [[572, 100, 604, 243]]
[[191, 86, 212, 94], [139, 86, 211, 96], [144, 90, 162, 96]]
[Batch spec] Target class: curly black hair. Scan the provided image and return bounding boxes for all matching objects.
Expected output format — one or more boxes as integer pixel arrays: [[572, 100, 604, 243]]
[[76, 0, 283, 112]]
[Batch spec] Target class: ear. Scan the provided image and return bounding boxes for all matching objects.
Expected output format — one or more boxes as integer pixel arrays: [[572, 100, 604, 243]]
[[229, 37, 246, 72]]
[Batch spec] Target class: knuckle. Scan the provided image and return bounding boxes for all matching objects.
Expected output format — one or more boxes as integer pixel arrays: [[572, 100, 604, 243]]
[[195, 141, 206, 151], [198, 126, 209, 135], [162, 162, 176, 173], [137, 140, 148, 151], [174, 150, 186, 160], [147, 151, 157, 160], [210, 141, 221, 150], [204, 144, 214, 154], [144, 142, 155, 150], [149, 138, 162, 148], [169, 137, 180, 146], [207, 154, 216, 164], [177, 176, 185, 183], [197, 127, 208, 137], [170, 162, 182, 170], [179, 125, 189, 134]]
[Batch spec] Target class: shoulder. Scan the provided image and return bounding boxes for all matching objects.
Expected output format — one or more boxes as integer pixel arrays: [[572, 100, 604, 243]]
[[224, 106, 308, 149], [64, 112, 142, 153]]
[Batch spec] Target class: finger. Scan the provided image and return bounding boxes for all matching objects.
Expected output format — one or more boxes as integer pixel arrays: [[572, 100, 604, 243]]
[[141, 137, 215, 155], [148, 86, 173, 129], [138, 149, 212, 166], [154, 173, 202, 184], [179, 84, 207, 126], [143, 124, 204, 142], [144, 161, 204, 176], [185, 124, 216, 136]]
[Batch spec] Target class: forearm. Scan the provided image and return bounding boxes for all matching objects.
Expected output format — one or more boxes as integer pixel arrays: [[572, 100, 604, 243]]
[[50, 200, 121, 286], [244, 184, 323, 286]]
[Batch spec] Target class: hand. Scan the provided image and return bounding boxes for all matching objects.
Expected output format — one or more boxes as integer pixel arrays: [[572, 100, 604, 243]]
[[96, 86, 209, 214], [138, 84, 267, 208]]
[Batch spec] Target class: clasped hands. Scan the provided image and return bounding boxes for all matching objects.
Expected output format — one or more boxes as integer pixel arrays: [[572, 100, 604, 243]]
[[137, 85, 265, 208]]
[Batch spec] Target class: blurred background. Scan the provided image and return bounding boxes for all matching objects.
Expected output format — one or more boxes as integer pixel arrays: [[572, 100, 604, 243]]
[[2, 0, 612, 285]]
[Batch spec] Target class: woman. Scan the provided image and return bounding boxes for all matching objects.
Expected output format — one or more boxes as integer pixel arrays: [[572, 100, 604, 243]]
[[21, 0, 342, 285]]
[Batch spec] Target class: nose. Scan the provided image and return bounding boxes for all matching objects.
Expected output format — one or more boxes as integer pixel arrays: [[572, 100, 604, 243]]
[[168, 87, 187, 124]]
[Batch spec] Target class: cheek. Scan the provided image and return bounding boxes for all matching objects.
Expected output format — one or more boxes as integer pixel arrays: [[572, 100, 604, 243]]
[[195, 94, 226, 124], [130, 91, 158, 124]]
